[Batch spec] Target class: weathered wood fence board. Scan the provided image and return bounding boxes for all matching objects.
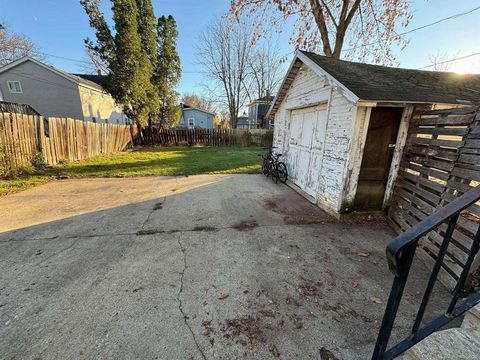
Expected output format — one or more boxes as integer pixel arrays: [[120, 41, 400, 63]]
[[0, 112, 134, 175], [388, 106, 480, 290]]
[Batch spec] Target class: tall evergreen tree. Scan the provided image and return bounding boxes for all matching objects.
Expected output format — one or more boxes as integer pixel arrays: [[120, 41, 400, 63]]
[[135, 0, 160, 123], [136, 0, 157, 65], [155, 15, 181, 128], [110, 0, 157, 124], [80, 0, 158, 125]]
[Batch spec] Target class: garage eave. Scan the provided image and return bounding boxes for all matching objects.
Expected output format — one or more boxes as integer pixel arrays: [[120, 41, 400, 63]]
[[267, 51, 360, 120]]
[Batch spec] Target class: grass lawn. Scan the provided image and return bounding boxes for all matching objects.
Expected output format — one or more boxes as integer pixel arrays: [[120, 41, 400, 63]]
[[0, 146, 263, 196]]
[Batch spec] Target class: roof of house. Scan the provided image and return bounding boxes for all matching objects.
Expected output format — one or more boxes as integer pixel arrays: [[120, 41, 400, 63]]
[[181, 103, 215, 116], [268, 50, 480, 118], [73, 73, 108, 88], [0, 57, 106, 91], [250, 95, 275, 103], [302, 51, 480, 104]]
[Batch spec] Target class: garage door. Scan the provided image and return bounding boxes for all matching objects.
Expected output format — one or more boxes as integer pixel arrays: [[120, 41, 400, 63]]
[[287, 105, 327, 199]]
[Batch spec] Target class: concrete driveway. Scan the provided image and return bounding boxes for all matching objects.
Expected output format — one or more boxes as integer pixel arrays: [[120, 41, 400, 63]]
[[0, 175, 449, 359]]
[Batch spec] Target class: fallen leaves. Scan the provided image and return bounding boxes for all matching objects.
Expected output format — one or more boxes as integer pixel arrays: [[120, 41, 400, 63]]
[[320, 347, 339, 360], [218, 293, 229, 300], [352, 281, 359, 288], [371, 296, 383, 304], [356, 250, 370, 257]]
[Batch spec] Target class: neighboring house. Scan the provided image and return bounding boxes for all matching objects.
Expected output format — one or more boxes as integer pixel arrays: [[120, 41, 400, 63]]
[[0, 57, 129, 124], [248, 95, 274, 128], [235, 115, 251, 129], [177, 103, 215, 129], [268, 50, 480, 217]]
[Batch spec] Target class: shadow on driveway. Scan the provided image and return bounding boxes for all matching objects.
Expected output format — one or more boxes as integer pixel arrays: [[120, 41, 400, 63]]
[[0, 175, 451, 359]]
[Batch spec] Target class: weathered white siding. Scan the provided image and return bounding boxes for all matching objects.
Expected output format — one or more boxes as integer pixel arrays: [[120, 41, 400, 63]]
[[273, 64, 359, 214]]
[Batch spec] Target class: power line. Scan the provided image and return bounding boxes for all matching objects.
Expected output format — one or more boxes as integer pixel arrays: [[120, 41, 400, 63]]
[[342, 5, 480, 52], [40, 51, 203, 74], [37, 5, 480, 73], [40, 52, 92, 65], [417, 51, 480, 70]]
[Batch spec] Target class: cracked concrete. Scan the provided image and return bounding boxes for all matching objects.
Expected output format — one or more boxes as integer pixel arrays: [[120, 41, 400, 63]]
[[0, 175, 451, 359], [177, 235, 208, 360]]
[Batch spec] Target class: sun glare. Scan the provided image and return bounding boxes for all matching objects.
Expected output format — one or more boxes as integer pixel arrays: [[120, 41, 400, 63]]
[[449, 59, 480, 74]]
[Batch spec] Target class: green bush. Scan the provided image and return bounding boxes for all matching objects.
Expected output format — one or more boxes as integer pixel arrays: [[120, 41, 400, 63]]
[[0, 143, 15, 179], [30, 152, 47, 171]]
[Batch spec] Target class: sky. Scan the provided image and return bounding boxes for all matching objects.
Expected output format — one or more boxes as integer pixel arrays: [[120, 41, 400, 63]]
[[1, 0, 479, 96]]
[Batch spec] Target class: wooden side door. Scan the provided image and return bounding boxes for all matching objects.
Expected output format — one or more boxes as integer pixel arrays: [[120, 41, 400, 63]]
[[354, 107, 403, 211]]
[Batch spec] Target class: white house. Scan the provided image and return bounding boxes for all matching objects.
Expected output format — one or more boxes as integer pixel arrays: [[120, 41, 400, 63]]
[[268, 50, 480, 217], [0, 57, 128, 124]]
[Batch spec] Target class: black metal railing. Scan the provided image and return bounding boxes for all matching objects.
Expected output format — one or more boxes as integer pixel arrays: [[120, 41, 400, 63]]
[[0, 101, 41, 116], [372, 185, 480, 359]]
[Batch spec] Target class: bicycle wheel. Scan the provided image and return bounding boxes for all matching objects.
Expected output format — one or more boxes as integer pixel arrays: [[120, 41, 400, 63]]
[[276, 162, 288, 183], [271, 164, 279, 184], [262, 158, 270, 176]]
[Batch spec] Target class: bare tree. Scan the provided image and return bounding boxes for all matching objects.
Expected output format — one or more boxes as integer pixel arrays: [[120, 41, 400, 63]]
[[181, 92, 215, 113], [78, 47, 109, 75], [0, 25, 45, 66], [427, 51, 459, 72], [230, 0, 412, 64], [244, 40, 284, 102], [196, 18, 252, 128]]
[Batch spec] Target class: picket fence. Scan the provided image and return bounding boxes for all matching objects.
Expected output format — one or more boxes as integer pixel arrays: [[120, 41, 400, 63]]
[[142, 127, 273, 147]]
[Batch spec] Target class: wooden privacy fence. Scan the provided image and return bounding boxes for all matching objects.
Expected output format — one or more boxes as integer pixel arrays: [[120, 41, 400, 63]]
[[388, 106, 480, 290], [0, 112, 134, 174], [142, 127, 273, 147]]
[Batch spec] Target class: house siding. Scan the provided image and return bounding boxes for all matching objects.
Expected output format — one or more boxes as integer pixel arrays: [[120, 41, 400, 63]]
[[179, 108, 214, 129], [78, 86, 127, 124], [0, 60, 84, 119], [273, 64, 357, 213], [0, 60, 126, 123]]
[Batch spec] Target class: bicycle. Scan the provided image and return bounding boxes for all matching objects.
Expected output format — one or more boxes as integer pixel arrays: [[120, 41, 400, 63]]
[[260, 147, 288, 184]]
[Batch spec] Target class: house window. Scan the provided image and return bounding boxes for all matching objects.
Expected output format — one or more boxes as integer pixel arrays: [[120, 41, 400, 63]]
[[7, 81, 22, 94], [188, 118, 195, 128]]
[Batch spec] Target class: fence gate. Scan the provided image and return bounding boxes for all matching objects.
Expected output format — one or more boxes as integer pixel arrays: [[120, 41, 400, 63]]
[[388, 106, 480, 291]]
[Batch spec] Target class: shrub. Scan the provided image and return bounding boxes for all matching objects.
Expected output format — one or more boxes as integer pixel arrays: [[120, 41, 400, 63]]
[[0, 142, 15, 179], [30, 152, 47, 171]]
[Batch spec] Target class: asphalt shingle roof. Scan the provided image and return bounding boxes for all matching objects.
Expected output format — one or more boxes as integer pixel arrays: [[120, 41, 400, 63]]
[[73, 74, 108, 89], [301, 51, 480, 105]]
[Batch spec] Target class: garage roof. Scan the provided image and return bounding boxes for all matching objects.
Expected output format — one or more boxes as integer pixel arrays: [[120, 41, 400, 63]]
[[268, 51, 480, 118]]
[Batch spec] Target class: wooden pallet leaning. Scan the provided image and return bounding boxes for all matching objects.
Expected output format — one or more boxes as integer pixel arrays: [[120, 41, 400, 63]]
[[388, 106, 480, 290]]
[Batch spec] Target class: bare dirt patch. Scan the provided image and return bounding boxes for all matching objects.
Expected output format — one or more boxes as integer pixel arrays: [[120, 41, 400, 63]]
[[263, 194, 333, 225], [232, 220, 259, 231]]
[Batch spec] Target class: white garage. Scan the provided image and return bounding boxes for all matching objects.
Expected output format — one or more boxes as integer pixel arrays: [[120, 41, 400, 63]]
[[268, 50, 480, 217]]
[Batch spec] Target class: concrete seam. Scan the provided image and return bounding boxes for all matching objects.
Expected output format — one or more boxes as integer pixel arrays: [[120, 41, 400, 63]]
[[140, 196, 167, 230]]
